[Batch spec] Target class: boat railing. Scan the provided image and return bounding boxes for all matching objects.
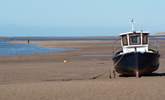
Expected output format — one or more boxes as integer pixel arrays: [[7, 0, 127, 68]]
[[112, 38, 122, 55], [149, 39, 160, 52]]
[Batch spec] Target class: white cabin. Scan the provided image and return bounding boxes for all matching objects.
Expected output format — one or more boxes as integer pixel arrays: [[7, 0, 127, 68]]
[[120, 31, 149, 53]]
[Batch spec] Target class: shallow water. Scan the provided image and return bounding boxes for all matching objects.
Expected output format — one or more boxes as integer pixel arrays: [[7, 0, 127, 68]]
[[0, 41, 72, 56]]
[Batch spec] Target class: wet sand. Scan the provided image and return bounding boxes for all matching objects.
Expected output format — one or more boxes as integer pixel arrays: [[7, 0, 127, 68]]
[[0, 40, 165, 100]]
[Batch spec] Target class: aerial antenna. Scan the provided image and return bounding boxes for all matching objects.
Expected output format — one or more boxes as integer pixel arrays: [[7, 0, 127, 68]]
[[131, 19, 135, 32]]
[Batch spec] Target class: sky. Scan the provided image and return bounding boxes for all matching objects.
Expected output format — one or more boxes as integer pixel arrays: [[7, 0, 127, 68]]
[[0, 0, 165, 36]]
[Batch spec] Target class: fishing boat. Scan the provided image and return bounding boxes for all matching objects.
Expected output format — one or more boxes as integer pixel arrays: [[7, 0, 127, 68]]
[[112, 20, 160, 77]]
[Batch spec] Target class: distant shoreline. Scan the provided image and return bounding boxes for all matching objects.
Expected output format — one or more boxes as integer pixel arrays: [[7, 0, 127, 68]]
[[0, 36, 119, 41], [0, 35, 164, 41]]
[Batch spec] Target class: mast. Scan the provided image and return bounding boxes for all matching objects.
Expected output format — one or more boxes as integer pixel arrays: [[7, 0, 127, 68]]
[[131, 19, 134, 32]]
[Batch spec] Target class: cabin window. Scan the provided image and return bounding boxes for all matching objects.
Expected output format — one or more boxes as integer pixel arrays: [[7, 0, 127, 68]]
[[129, 34, 141, 45], [122, 35, 128, 45], [142, 34, 148, 44]]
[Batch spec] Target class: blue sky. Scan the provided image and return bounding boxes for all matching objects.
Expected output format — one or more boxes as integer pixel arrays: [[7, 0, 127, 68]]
[[0, 0, 165, 36]]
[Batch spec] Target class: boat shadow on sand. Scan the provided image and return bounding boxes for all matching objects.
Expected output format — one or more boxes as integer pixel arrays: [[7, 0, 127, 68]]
[[119, 72, 165, 77]]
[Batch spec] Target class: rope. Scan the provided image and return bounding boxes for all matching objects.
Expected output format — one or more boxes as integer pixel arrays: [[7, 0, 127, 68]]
[[109, 53, 125, 78], [89, 38, 125, 79], [113, 53, 125, 67]]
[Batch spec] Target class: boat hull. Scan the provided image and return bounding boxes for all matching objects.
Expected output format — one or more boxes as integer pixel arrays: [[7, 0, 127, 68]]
[[112, 51, 160, 75]]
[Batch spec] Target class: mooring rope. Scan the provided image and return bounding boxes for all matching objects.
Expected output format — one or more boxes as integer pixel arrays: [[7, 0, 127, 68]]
[[113, 53, 125, 68], [89, 39, 125, 79], [108, 53, 125, 78]]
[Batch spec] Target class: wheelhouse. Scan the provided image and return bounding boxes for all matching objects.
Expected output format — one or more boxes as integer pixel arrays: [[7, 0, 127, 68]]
[[120, 31, 149, 53]]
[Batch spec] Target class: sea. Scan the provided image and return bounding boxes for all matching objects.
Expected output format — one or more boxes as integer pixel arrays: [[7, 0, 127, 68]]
[[0, 41, 72, 56]]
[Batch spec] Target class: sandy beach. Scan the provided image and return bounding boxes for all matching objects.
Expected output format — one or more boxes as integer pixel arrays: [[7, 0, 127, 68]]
[[0, 39, 165, 100]]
